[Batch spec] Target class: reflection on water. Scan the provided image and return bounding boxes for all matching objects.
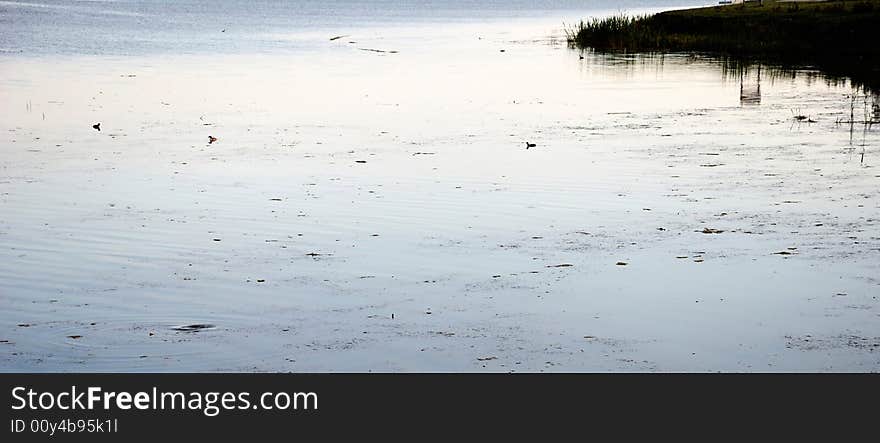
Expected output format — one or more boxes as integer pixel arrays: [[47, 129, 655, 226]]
[[1, 18, 878, 371], [839, 91, 879, 164], [738, 66, 761, 106], [577, 48, 877, 99]]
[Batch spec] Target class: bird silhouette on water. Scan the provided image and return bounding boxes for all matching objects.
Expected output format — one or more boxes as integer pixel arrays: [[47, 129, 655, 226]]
[[525, 142, 536, 149], [92, 123, 101, 132], [208, 135, 218, 144]]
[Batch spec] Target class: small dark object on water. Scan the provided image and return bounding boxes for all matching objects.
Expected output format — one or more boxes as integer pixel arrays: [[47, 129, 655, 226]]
[[172, 324, 215, 332], [616, 262, 627, 266], [701, 228, 724, 234], [256, 279, 266, 283], [67, 335, 82, 339], [579, 55, 585, 60], [499, 49, 505, 53], [477, 356, 497, 361], [355, 160, 367, 163], [359, 48, 398, 54], [212, 238, 221, 241], [208, 135, 218, 144], [793, 115, 817, 123], [525, 142, 536, 149], [547, 263, 573, 268], [92, 123, 101, 131]]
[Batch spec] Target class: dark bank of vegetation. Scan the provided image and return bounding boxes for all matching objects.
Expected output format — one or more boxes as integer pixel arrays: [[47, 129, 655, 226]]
[[565, 0, 880, 90]]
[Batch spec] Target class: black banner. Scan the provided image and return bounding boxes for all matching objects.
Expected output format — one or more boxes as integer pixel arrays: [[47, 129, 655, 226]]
[[1, 374, 877, 440]]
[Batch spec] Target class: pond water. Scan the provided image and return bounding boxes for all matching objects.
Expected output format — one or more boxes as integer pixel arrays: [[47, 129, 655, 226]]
[[1, 1, 878, 371]]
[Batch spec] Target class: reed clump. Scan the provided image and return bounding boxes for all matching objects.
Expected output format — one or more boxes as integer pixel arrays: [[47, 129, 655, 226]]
[[566, 0, 880, 89]]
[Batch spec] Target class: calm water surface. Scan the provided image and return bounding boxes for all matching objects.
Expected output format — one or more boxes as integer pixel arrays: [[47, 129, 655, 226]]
[[0, 1, 878, 371]]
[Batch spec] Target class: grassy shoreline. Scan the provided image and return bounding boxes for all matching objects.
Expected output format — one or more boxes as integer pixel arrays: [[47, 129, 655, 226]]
[[566, 0, 880, 89]]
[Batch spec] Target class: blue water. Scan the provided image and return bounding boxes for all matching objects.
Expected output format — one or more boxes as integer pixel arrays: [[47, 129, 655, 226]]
[[0, 0, 706, 55]]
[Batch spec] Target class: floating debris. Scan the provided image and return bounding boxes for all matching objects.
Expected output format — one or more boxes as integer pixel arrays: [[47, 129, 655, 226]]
[[359, 48, 398, 54], [67, 335, 82, 339], [477, 356, 497, 361], [546, 263, 573, 268], [616, 262, 628, 266], [172, 324, 215, 332], [700, 228, 724, 234], [793, 115, 816, 123]]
